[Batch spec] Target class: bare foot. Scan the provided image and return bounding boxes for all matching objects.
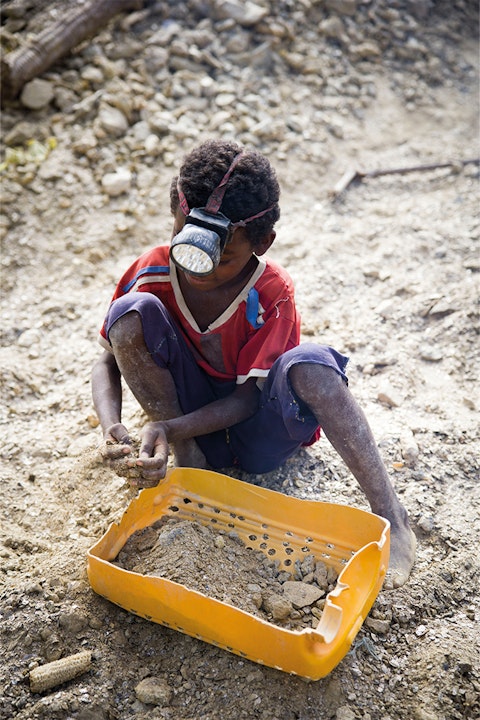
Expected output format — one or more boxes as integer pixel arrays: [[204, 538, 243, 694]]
[[173, 439, 208, 469], [383, 522, 417, 590]]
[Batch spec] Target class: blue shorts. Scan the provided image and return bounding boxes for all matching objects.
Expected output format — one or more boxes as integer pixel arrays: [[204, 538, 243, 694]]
[[104, 292, 349, 473]]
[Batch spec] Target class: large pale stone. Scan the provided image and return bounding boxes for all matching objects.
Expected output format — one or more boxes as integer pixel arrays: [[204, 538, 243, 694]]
[[282, 581, 324, 609], [101, 167, 132, 196], [21, 79, 54, 109]]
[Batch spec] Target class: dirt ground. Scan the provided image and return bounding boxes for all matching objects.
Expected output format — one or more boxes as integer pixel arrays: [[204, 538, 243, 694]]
[[1, 1, 479, 719]]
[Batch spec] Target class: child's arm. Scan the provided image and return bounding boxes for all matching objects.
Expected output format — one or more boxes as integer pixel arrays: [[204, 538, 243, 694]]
[[128, 377, 260, 483], [91, 351, 132, 458]]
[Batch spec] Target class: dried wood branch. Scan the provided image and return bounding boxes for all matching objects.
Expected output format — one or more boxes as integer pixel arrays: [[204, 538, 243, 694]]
[[331, 157, 480, 199], [1, 0, 144, 100]]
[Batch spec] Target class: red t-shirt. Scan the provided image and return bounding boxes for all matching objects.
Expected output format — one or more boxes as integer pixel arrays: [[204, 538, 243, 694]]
[[100, 245, 301, 385]]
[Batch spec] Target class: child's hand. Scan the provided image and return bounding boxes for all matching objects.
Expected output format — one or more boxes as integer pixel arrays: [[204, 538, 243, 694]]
[[125, 422, 169, 489], [99, 423, 141, 481], [101, 423, 133, 459]]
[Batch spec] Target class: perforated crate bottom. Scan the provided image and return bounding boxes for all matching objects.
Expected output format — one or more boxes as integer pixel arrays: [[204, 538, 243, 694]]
[[87, 468, 389, 679]]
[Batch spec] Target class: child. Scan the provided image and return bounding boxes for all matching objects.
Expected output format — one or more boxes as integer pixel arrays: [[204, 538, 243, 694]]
[[91, 139, 416, 588]]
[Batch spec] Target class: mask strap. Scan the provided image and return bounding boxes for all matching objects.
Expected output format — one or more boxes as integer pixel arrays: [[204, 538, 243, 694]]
[[205, 152, 244, 214], [232, 204, 276, 228], [177, 152, 276, 224], [177, 181, 190, 216]]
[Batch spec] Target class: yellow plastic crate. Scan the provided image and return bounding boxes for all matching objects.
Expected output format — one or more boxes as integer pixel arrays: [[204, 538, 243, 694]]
[[87, 468, 389, 680]]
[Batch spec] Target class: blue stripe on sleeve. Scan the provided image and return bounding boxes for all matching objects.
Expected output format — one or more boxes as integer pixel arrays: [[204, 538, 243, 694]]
[[123, 265, 170, 292]]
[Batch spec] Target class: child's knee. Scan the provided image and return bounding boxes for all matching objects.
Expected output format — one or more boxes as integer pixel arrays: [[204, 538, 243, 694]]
[[109, 310, 143, 346], [290, 361, 345, 403], [283, 343, 348, 399]]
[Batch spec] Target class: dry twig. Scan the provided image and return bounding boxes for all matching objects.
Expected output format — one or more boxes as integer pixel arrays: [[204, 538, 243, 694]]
[[331, 157, 480, 199]]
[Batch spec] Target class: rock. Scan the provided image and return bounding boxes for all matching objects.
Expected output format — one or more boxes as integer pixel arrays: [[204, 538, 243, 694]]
[[393, 605, 415, 624], [4, 120, 44, 145], [58, 611, 88, 634], [262, 593, 293, 620], [214, 0, 268, 27], [364, 617, 391, 634], [377, 386, 402, 408], [101, 167, 132, 196], [319, 17, 346, 41], [20, 79, 54, 109], [98, 105, 129, 137], [375, 299, 398, 320], [146, 108, 173, 134], [37, 153, 66, 181], [144, 134, 161, 155], [127, 120, 152, 145], [72, 130, 98, 156], [427, 298, 458, 318], [224, 30, 251, 53], [135, 676, 172, 706], [53, 86, 78, 113], [400, 429, 419, 466], [248, 583, 263, 609], [325, 0, 358, 16], [417, 514, 434, 533], [414, 708, 438, 720], [17, 328, 41, 347], [144, 45, 169, 74], [81, 65, 105, 85], [282, 581, 324, 609], [327, 566, 338, 585], [419, 346, 443, 362], [300, 553, 315, 576], [215, 92, 237, 108], [351, 41, 382, 60], [314, 561, 329, 590], [464, 257, 480, 272], [336, 707, 357, 720]]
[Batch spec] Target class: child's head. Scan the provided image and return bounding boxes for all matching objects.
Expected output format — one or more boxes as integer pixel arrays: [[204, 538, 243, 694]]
[[170, 139, 280, 249]]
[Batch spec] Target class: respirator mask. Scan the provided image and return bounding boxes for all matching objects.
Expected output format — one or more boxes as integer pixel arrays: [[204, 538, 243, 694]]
[[170, 152, 275, 277]]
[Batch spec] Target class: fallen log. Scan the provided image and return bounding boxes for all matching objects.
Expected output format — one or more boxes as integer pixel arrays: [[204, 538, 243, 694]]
[[1, 0, 144, 101], [331, 157, 480, 199]]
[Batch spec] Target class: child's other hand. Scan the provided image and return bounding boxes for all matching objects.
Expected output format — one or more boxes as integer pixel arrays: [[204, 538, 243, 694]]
[[126, 422, 169, 489]]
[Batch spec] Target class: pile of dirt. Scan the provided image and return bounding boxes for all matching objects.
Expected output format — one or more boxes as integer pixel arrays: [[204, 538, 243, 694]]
[[115, 517, 339, 630]]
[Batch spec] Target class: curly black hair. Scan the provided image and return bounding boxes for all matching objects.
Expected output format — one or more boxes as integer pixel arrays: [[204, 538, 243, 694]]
[[170, 139, 280, 248]]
